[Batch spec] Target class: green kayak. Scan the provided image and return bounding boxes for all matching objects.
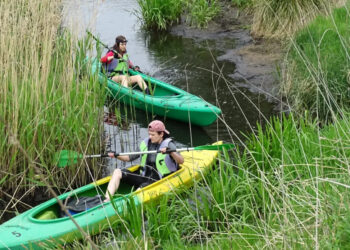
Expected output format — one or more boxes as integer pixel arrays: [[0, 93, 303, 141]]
[[91, 59, 221, 126], [0, 143, 221, 249]]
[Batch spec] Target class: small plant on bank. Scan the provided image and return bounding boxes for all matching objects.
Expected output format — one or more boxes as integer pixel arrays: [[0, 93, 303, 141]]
[[281, 5, 350, 121], [231, 0, 253, 8], [186, 0, 221, 28], [136, 0, 183, 30]]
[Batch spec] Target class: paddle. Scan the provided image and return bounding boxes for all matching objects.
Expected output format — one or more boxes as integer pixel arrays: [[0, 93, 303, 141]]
[[55, 144, 234, 168]]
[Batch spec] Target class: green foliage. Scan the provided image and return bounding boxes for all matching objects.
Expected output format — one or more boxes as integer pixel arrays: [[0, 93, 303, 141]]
[[231, 0, 253, 8], [251, 0, 339, 37], [186, 0, 221, 28], [136, 0, 183, 30], [136, 0, 221, 30], [0, 0, 105, 193], [282, 6, 350, 120]]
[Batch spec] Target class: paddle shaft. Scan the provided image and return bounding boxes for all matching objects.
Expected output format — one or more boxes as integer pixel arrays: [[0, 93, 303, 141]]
[[84, 147, 197, 159], [87, 30, 117, 54]]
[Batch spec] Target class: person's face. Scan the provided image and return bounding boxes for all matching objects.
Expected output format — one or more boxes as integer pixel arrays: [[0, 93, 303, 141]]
[[118, 42, 127, 53], [148, 131, 163, 144]]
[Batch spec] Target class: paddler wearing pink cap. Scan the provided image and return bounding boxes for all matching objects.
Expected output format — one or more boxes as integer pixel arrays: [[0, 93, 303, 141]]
[[104, 120, 184, 202]]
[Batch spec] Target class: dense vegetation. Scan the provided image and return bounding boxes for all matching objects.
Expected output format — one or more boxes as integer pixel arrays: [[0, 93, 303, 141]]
[[0, 0, 104, 194], [281, 5, 350, 120], [251, 0, 341, 37], [137, 0, 221, 29], [136, 0, 342, 34], [74, 113, 350, 248]]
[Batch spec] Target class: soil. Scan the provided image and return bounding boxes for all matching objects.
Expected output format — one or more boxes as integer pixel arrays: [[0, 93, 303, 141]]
[[170, 4, 283, 104]]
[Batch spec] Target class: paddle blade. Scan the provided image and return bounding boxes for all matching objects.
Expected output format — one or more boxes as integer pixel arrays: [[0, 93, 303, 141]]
[[54, 150, 82, 168], [194, 144, 235, 151]]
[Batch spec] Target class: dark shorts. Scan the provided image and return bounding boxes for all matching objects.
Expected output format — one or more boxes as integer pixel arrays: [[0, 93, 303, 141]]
[[121, 168, 157, 189]]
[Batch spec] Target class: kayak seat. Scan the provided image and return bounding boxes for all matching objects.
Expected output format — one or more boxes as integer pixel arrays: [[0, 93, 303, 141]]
[[36, 209, 58, 220]]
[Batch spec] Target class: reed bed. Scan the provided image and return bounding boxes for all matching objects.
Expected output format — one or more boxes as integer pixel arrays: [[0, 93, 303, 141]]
[[0, 0, 104, 195], [136, 0, 183, 30], [136, 0, 220, 30], [281, 3, 350, 121], [251, 0, 343, 38]]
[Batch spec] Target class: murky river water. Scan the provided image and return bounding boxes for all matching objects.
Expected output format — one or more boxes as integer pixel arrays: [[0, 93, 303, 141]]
[[63, 0, 276, 170]]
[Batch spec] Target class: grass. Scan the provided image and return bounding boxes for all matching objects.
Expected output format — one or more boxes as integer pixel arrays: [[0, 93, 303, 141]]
[[185, 0, 221, 28], [281, 4, 350, 121], [136, 0, 221, 30], [0, 0, 105, 194], [136, 0, 183, 31], [251, 0, 343, 38], [231, 0, 253, 8]]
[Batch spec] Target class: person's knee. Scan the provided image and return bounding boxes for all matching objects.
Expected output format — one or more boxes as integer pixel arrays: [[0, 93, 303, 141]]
[[113, 169, 122, 179], [137, 75, 142, 80]]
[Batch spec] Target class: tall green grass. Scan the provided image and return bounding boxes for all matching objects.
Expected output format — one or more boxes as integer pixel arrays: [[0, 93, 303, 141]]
[[281, 4, 350, 121], [185, 0, 221, 28], [136, 0, 221, 30], [136, 0, 183, 30], [0, 0, 104, 194], [232, 0, 253, 8], [122, 114, 348, 248], [251, 0, 341, 38]]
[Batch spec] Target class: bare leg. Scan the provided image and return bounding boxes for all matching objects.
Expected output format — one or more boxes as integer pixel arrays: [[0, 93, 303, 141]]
[[111, 75, 129, 87], [129, 75, 147, 90], [104, 169, 122, 202]]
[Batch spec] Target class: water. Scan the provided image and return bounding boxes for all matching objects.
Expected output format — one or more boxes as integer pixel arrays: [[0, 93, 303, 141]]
[[63, 0, 276, 170]]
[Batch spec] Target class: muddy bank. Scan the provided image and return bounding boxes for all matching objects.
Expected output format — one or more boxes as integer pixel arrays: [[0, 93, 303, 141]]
[[170, 5, 283, 104]]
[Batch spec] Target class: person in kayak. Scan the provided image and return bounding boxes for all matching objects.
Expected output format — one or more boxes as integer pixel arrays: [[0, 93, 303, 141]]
[[100, 35, 150, 94], [104, 120, 184, 202]]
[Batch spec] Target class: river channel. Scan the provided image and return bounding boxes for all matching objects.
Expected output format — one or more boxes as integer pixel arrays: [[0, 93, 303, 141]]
[[63, 0, 277, 170]]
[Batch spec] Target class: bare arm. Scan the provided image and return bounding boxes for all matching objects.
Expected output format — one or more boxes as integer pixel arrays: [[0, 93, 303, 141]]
[[159, 148, 184, 165], [170, 151, 184, 164], [107, 152, 130, 162]]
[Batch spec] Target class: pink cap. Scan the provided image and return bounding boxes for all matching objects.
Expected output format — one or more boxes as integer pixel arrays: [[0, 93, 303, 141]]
[[148, 120, 170, 134]]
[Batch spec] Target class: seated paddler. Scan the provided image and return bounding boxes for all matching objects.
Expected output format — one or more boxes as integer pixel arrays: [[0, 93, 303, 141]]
[[104, 120, 184, 202], [100, 35, 150, 94]]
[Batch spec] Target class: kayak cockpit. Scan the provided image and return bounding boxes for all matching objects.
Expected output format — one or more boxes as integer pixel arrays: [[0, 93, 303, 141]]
[[31, 165, 184, 221], [30, 181, 133, 221]]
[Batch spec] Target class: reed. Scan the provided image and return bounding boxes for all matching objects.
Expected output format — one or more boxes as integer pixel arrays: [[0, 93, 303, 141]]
[[136, 0, 221, 30], [185, 0, 221, 28], [0, 0, 104, 194], [231, 0, 253, 8], [251, 0, 342, 38], [281, 4, 350, 121], [136, 0, 183, 31]]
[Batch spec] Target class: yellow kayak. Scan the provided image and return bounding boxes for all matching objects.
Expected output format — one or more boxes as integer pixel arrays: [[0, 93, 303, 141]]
[[0, 141, 222, 249]]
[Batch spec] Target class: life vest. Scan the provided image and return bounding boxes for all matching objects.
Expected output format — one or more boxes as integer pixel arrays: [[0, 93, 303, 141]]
[[102, 52, 129, 77], [139, 138, 178, 178]]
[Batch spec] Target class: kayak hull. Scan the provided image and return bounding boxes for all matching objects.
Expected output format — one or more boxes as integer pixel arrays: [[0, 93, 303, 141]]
[[92, 60, 221, 126], [0, 142, 222, 249]]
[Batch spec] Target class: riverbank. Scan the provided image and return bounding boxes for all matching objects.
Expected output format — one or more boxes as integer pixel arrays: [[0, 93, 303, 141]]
[[170, 3, 283, 104]]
